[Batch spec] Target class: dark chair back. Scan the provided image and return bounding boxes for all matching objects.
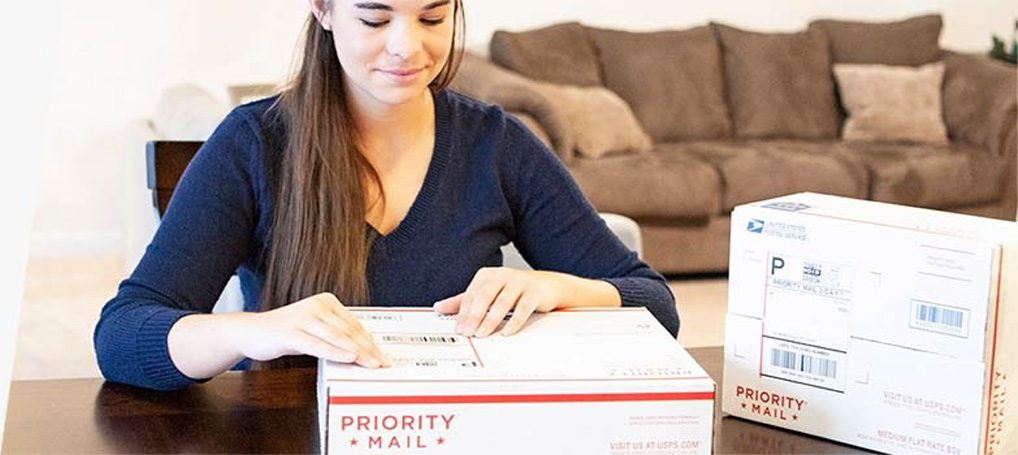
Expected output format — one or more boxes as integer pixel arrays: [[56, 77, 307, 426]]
[[146, 141, 203, 217]]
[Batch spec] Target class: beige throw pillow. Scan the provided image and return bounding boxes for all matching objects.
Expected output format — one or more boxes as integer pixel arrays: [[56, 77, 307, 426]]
[[534, 83, 653, 159], [833, 62, 948, 144]]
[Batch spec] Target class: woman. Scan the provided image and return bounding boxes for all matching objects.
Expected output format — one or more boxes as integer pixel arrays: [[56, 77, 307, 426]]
[[94, 0, 678, 391]]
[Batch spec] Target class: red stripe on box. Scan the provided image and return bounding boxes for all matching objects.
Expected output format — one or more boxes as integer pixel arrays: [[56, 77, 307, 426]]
[[759, 252, 770, 377], [330, 391, 714, 405], [984, 246, 1004, 455], [327, 376, 711, 383], [346, 307, 643, 313], [466, 337, 485, 368]]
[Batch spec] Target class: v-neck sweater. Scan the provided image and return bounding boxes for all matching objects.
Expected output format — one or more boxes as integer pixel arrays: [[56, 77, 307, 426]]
[[94, 90, 678, 391]]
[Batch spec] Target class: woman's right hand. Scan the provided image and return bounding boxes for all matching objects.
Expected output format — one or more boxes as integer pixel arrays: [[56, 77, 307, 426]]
[[168, 292, 389, 381], [237, 292, 390, 368]]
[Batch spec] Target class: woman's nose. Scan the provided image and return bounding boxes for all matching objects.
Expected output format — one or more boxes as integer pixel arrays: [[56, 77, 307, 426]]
[[386, 20, 423, 60]]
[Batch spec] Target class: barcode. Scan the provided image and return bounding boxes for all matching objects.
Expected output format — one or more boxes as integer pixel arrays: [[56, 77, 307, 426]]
[[379, 334, 460, 345], [916, 304, 964, 329], [770, 348, 838, 379], [356, 314, 403, 322]]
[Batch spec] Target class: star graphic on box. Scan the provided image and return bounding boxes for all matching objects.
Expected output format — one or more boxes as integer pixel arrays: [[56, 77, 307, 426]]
[[349, 438, 358, 447], [741, 402, 747, 409], [792, 415, 799, 421], [437, 437, 446, 445]]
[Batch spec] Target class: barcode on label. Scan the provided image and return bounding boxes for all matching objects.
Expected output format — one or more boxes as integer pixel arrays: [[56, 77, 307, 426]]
[[379, 334, 460, 345], [770, 348, 837, 379], [916, 304, 963, 328], [909, 300, 969, 337], [355, 313, 403, 322]]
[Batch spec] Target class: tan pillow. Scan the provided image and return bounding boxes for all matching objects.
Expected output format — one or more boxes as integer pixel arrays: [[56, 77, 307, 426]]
[[534, 83, 653, 159], [713, 23, 841, 139], [833, 62, 948, 144]]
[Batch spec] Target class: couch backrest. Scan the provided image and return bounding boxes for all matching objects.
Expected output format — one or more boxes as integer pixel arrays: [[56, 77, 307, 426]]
[[487, 14, 949, 143]]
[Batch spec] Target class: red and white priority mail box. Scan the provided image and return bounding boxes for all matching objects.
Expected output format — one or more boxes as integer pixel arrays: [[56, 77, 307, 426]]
[[723, 193, 1015, 455], [318, 308, 714, 455]]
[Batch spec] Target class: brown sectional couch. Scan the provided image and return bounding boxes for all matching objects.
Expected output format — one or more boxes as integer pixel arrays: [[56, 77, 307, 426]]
[[451, 15, 1017, 275]]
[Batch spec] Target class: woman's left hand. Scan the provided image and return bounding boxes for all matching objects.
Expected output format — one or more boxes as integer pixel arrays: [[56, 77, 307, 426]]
[[433, 267, 621, 337]]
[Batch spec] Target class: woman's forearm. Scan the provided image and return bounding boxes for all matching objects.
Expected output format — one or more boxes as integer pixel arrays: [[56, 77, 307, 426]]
[[167, 312, 252, 380], [550, 272, 622, 310]]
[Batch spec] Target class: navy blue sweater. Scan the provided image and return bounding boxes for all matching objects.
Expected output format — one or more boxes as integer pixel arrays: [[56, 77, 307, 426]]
[[94, 90, 678, 390]]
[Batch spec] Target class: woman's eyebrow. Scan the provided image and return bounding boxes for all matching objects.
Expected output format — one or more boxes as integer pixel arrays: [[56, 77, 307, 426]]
[[354, 2, 392, 11], [421, 0, 452, 10], [353, 1, 451, 11]]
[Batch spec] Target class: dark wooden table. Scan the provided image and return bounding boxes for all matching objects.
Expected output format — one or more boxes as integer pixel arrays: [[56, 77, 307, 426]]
[[4, 347, 872, 454]]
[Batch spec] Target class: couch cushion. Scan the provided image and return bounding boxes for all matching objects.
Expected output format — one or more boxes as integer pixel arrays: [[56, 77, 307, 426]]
[[567, 151, 721, 220], [660, 140, 868, 212], [833, 62, 948, 144], [810, 14, 942, 66], [713, 23, 841, 140], [832, 141, 1008, 208], [490, 22, 602, 87], [586, 26, 731, 142]]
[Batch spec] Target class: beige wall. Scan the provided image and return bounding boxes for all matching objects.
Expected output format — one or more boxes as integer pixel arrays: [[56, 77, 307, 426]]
[[31, 0, 1016, 261], [3, 2, 61, 445]]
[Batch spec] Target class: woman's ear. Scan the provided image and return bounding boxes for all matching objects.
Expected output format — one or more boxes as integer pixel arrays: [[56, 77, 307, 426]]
[[309, 0, 333, 31]]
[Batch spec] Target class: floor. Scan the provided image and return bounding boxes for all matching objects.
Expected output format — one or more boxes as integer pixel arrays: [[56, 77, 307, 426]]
[[12, 255, 728, 380]]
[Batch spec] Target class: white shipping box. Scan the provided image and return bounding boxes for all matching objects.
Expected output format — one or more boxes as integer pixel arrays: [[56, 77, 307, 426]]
[[723, 193, 1016, 455], [318, 308, 714, 455]]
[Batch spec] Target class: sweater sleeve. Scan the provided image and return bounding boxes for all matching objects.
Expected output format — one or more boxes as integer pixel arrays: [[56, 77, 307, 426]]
[[93, 108, 263, 390], [500, 115, 679, 338]]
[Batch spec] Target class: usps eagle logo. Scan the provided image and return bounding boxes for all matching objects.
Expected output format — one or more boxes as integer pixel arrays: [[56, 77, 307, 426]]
[[747, 219, 765, 233]]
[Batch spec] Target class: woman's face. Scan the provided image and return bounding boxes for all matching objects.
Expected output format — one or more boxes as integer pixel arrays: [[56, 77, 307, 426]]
[[320, 0, 455, 111]]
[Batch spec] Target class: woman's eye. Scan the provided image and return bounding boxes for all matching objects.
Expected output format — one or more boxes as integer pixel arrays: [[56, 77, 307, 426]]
[[360, 18, 386, 27], [420, 16, 446, 26]]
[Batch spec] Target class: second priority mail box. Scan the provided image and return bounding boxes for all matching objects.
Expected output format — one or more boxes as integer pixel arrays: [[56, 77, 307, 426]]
[[723, 192, 1015, 455], [318, 308, 714, 455]]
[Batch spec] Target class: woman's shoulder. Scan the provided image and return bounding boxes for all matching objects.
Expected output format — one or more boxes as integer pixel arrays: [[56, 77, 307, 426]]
[[441, 89, 514, 125], [227, 94, 285, 135], [203, 94, 286, 160], [440, 89, 536, 141]]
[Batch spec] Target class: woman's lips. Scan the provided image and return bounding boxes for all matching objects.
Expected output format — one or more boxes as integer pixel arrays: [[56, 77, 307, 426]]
[[379, 67, 424, 84]]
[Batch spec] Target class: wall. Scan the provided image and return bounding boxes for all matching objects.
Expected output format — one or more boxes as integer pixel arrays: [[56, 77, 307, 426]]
[[3, 3, 59, 446], [31, 0, 1016, 264], [33, 0, 307, 259]]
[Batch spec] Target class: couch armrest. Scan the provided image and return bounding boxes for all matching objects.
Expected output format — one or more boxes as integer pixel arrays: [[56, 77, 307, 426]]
[[501, 212, 643, 270], [943, 52, 1017, 219], [942, 52, 1017, 157]]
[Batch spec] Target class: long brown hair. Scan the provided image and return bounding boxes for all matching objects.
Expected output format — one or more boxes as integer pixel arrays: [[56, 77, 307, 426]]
[[262, 1, 465, 310]]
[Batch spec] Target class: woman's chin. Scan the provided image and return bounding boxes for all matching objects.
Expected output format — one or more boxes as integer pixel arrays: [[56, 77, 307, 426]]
[[371, 84, 433, 107]]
